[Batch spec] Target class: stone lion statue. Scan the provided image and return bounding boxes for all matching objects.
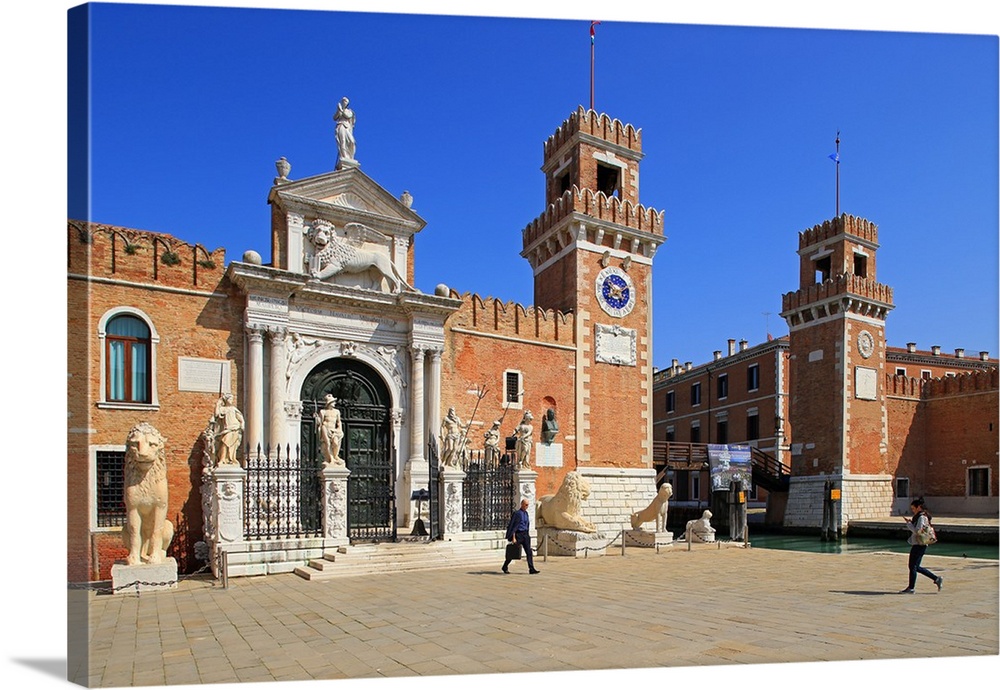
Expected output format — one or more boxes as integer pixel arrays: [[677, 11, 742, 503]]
[[630, 482, 673, 532], [536, 471, 597, 533], [121, 422, 175, 565], [685, 509, 716, 543]]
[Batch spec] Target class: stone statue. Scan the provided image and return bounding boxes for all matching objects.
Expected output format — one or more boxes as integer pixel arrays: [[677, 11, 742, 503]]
[[315, 394, 345, 466], [440, 406, 465, 468], [536, 471, 597, 533], [211, 393, 244, 466], [334, 96, 357, 166], [541, 408, 559, 445], [308, 220, 412, 292], [483, 420, 501, 464], [685, 509, 716, 543], [122, 422, 175, 565], [515, 410, 534, 469], [629, 483, 673, 532]]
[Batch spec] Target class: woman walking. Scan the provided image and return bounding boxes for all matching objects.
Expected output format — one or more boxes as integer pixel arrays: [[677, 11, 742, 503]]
[[900, 497, 943, 593]]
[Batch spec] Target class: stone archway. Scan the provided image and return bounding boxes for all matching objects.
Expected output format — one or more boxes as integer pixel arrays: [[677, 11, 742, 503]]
[[301, 357, 396, 541]]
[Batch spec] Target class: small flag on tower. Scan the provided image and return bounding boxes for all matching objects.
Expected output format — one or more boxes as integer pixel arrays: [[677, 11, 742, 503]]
[[591, 20, 600, 43], [828, 152, 839, 163]]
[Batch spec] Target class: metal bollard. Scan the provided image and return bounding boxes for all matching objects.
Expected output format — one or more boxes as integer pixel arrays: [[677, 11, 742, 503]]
[[621, 527, 626, 557], [221, 550, 229, 589], [687, 528, 692, 551]]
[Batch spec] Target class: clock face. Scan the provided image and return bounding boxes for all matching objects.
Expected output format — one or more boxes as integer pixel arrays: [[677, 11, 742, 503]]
[[596, 266, 636, 318], [857, 330, 875, 359]]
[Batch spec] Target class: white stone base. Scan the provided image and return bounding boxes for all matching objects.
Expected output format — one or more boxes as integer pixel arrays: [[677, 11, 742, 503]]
[[111, 558, 178, 594], [624, 529, 674, 548], [537, 527, 608, 558]]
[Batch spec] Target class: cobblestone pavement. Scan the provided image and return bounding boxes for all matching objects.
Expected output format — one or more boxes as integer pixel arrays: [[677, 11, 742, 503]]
[[70, 544, 998, 688]]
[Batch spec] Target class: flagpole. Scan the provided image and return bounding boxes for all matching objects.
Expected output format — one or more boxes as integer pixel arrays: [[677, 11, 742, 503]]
[[590, 21, 600, 111], [835, 130, 840, 217]]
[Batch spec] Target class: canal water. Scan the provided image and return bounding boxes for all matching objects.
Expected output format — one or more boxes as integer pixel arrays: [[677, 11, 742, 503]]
[[747, 533, 998, 560]]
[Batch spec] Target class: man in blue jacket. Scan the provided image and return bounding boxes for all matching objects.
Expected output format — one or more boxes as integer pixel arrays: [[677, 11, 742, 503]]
[[502, 498, 540, 574]]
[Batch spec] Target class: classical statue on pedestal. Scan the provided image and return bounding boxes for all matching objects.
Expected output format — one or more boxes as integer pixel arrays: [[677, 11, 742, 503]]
[[210, 393, 244, 466], [440, 406, 466, 468], [629, 483, 672, 532], [316, 394, 345, 466], [122, 422, 175, 565], [536, 471, 597, 533], [685, 510, 716, 543], [514, 410, 534, 469], [334, 96, 357, 167]]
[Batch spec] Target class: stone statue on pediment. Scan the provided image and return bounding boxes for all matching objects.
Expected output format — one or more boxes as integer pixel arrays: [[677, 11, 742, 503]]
[[334, 97, 357, 169]]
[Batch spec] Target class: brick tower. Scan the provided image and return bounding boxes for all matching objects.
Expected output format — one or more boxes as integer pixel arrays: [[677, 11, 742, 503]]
[[520, 107, 666, 471], [780, 214, 896, 530]]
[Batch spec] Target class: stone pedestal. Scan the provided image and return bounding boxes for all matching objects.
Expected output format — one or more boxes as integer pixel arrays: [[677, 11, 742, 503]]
[[439, 467, 465, 539], [513, 468, 538, 537], [111, 558, 178, 594], [537, 527, 608, 558], [624, 529, 675, 548], [210, 464, 246, 578], [321, 464, 351, 546]]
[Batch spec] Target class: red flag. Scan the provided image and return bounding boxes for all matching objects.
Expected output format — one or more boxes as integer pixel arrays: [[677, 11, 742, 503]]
[[590, 20, 600, 43]]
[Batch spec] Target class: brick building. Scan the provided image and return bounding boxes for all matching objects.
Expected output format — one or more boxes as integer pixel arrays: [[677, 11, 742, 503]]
[[67, 106, 666, 582], [652, 215, 998, 529]]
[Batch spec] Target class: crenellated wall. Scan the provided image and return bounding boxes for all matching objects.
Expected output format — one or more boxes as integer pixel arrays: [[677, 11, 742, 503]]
[[798, 213, 879, 250], [543, 106, 642, 159], [522, 186, 664, 252], [446, 290, 575, 346], [69, 221, 227, 291], [782, 273, 894, 313]]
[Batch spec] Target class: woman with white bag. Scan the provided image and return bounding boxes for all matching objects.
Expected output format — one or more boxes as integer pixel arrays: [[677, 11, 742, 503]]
[[900, 497, 943, 594]]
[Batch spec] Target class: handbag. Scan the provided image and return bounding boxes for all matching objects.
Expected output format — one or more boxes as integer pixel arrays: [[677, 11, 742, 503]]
[[505, 542, 523, 560], [916, 521, 938, 545]]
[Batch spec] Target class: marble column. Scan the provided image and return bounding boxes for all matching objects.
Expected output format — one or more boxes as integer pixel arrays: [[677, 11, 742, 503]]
[[245, 327, 264, 454], [427, 348, 443, 445], [409, 346, 426, 464], [267, 327, 287, 453]]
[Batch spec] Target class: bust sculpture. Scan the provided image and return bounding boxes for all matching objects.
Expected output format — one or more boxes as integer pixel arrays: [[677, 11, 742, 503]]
[[541, 408, 559, 445]]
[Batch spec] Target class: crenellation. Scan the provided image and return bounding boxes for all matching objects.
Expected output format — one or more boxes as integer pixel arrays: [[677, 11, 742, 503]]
[[543, 106, 642, 160], [447, 290, 575, 346], [522, 186, 664, 252], [68, 221, 227, 290], [798, 213, 879, 250]]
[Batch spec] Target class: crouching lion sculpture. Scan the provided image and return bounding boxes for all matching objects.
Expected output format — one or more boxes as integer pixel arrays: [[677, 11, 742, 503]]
[[122, 422, 175, 565], [630, 483, 673, 531], [685, 509, 716, 543], [536, 471, 597, 533]]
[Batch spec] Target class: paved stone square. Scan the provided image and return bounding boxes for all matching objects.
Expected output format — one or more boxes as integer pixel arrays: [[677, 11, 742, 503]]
[[68, 544, 999, 688]]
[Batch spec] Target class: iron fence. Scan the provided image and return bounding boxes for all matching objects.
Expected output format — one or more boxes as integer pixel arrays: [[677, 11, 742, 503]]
[[462, 449, 516, 531], [244, 444, 323, 540]]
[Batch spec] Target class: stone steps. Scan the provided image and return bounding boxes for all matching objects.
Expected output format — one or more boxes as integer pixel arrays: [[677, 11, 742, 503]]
[[293, 536, 506, 580]]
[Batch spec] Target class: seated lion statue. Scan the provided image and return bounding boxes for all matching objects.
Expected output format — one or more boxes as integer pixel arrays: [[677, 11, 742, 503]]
[[685, 509, 716, 543], [630, 482, 673, 531], [121, 422, 175, 565], [536, 471, 597, 533]]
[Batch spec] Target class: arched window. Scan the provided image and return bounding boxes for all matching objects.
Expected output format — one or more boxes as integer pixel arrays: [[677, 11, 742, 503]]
[[106, 315, 151, 403]]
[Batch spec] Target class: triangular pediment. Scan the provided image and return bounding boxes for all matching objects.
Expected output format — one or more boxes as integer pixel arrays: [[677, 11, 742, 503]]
[[269, 167, 425, 234]]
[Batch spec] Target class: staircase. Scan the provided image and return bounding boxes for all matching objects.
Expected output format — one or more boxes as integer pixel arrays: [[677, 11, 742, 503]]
[[293, 532, 506, 580]]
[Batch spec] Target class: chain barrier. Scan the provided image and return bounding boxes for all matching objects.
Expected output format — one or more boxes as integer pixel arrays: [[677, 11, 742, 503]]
[[67, 559, 217, 595], [537, 529, 750, 560]]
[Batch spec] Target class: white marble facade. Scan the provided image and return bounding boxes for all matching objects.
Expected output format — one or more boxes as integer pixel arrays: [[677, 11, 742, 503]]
[[228, 162, 461, 530]]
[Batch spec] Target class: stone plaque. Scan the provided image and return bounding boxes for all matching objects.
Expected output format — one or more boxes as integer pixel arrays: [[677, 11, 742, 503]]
[[247, 294, 288, 314], [855, 366, 877, 400], [178, 358, 231, 393], [594, 323, 637, 366], [535, 442, 564, 468]]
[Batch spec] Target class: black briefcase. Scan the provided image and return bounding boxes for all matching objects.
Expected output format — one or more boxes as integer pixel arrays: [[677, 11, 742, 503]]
[[505, 542, 523, 560]]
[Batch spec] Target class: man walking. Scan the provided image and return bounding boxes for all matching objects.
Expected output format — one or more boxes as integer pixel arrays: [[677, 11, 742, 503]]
[[502, 498, 540, 574]]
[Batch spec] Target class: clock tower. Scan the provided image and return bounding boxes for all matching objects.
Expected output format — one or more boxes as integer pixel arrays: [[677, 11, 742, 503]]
[[520, 107, 666, 468], [780, 214, 896, 529]]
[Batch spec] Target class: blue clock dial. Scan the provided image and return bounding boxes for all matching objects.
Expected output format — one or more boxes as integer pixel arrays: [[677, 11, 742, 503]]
[[602, 274, 630, 309]]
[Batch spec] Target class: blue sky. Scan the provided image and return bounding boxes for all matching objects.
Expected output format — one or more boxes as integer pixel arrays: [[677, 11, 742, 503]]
[[73, 2, 999, 369]]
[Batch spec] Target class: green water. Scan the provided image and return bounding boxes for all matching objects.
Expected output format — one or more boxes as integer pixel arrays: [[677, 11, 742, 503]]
[[748, 533, 998, 560]]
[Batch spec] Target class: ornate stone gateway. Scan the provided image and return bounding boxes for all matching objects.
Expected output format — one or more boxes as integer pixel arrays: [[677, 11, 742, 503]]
[[301, 358, 396, 541]]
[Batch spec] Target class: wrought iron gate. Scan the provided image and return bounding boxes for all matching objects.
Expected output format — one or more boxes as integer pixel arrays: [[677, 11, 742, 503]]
[[300, 358, 396, 542], [462, 450, 515, 531], [244, 444, 323, 539]]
